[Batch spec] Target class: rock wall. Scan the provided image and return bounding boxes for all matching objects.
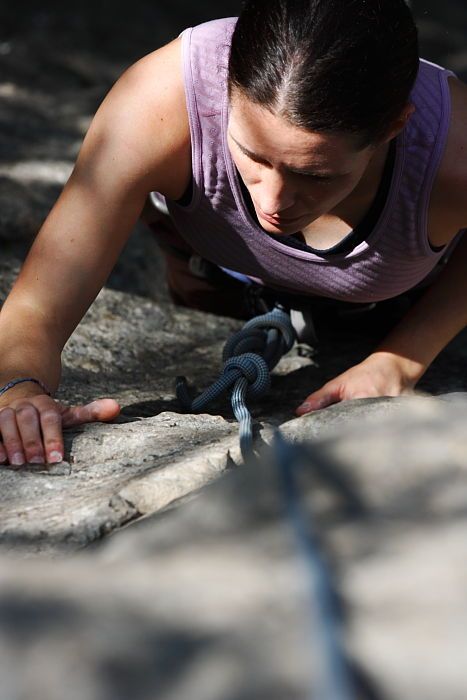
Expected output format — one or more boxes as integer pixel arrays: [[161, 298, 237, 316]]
[[1, 395, 467, 699]]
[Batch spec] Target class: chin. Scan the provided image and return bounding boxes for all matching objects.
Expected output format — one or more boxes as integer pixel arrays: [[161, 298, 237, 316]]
[[259, 219, 303, 236]]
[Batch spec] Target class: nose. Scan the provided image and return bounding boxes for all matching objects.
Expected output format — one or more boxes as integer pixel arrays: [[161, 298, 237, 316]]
[[254, 168, 295, 216]]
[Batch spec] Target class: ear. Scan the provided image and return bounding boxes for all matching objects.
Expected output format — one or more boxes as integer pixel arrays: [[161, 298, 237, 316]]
[[381, 103, 416, 143]]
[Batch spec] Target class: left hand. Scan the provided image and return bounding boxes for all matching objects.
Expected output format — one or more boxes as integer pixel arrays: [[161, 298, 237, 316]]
[[295, 351, 421, 415]]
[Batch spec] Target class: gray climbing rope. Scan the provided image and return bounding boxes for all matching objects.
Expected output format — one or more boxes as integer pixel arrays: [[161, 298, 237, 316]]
[[176, 305, 296, 459], [177, 308, 360, 697]]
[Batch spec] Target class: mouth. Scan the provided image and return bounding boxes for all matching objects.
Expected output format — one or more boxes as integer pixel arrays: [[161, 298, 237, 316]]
[[256, 207, 304, 226]]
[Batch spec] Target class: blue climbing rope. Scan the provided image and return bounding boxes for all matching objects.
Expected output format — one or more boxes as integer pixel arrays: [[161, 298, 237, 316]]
[[176, 305, 296, 460], [274, 433, 356, 700]]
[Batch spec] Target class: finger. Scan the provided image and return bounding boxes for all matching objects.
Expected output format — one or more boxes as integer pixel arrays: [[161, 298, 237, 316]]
[[61, 399, 121, 428], [39, 408, 64, 464], [0, 408, 26, 466], [15, 403, 46, 464], [295, 386, 342, 416]]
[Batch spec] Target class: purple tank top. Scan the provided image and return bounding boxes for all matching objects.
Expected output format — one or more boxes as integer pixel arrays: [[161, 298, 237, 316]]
[[154, 18, 458, 303]]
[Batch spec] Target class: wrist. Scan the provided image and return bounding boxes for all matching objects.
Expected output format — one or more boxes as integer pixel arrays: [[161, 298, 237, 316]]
[[367, 350, 426, 388], [0, 377, 52, 398], [0, 378, 54, 409]]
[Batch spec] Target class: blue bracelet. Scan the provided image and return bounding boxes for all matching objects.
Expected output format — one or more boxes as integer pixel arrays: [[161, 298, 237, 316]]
[[0, 377, 52, 398]]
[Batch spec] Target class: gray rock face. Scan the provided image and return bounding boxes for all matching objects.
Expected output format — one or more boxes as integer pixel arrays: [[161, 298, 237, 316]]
[[0, 250, 310, 553], [0, 395, 466, 700], [0, 411, 240, 554], [2, 240, 467, 557], [284, 397, 467, 699], [2, 244, 467, 558], [3, 244, 466, 699], [0, 253, 243, 553]]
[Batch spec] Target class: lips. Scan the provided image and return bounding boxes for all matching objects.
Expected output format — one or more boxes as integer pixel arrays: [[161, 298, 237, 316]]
[[257, 207, 302, 226]]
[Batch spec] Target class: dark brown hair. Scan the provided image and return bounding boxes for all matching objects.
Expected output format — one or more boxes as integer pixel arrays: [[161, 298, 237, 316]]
[[228, 0, 419, 146]]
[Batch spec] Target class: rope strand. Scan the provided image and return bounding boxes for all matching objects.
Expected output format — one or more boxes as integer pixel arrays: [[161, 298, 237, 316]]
[[176, 305, 295, 460]]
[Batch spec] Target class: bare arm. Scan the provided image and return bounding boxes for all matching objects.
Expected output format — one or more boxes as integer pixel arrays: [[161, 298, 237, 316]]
[[296, 233, 467, 414], [0, 37, 191, 464]]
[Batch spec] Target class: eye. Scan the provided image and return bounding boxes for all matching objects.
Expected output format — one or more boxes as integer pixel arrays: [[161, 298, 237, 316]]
[[297, 172, 334, 183]]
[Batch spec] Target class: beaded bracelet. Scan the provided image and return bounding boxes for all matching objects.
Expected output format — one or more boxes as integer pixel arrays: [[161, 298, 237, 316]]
[[0, 377, 52, 398]]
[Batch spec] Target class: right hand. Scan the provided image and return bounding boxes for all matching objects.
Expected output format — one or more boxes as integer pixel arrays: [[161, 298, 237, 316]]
[[0, 394, 120, 466]]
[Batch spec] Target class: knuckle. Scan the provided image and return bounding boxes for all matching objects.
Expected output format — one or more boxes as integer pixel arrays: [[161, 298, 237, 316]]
[[16, 404, 38, 420], [33, 395, 56, 409], [40, 409, 62, 426], [0, 407, 15, 422]]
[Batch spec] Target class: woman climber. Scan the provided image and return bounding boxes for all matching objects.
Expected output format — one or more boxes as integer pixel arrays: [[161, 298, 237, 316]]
[[0, 0, 466, 466]]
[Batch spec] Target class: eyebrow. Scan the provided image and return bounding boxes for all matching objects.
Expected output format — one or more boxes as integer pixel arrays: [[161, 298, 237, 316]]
[[229, 132, 344, 178]]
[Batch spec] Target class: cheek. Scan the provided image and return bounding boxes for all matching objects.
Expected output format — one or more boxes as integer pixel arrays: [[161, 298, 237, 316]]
[[299, 176, 358, 205], [232, 154, 257, 185], [228, 140, 262, 186], [297, 182, 343, 205]]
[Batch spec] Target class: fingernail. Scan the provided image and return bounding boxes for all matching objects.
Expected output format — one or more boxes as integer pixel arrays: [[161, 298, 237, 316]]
[[11, 452, 25, 466], [297, 402, 312, 414], [48, 451, 63, 464], [29, 456, 45, 465]]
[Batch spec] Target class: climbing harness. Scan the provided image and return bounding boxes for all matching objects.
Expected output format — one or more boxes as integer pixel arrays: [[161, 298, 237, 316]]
[[176, 305, 296, 460]]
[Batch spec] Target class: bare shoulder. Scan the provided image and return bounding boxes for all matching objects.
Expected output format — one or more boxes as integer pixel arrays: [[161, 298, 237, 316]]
[[429, 76, 467, 245], [77, 38, 191, 200]]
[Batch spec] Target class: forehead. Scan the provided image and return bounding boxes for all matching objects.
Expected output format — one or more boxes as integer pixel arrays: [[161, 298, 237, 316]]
[[228, 91, 365, 170]]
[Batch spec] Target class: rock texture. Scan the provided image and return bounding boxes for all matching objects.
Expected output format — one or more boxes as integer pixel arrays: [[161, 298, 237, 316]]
[[0, 395, 467, 699], [2, 247, 467, 555]]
